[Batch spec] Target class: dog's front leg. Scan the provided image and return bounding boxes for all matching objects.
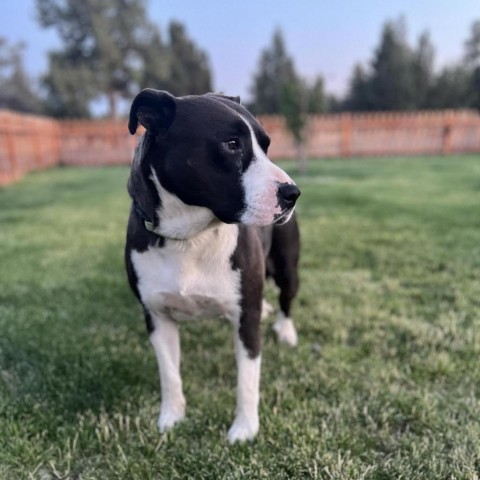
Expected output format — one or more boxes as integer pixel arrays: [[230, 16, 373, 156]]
[[228, 319, 261, 443], [149, 312, 186, 433]]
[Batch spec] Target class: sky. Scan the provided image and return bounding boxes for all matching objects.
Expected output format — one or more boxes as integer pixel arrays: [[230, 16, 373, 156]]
[[1, 0, 479, 103]]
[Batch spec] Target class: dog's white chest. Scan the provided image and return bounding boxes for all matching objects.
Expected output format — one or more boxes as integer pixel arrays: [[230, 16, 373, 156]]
[[131, 225, 241, 322]]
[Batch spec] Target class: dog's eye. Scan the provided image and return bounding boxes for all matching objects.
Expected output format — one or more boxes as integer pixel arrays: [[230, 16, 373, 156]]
[[226, 139, 241, 151]]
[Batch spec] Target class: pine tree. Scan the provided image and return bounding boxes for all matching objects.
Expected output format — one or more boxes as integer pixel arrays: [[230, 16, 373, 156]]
[[250, 29, 299, 114], [307, 76, 327, 114], [343, 18, 440, 112], [368, 18, 416, 111], [464, 19, 480, 110], [412, 32, 435, 109], [250, 29, 310, 170], [0, 38, 41, 114], [344, 64, 372, 111], [428, 65, 473, 109], [163, 21, 211, 96]]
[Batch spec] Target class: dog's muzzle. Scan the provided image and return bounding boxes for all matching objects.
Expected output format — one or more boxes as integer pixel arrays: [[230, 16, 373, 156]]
[[272, 183, 301, 225]]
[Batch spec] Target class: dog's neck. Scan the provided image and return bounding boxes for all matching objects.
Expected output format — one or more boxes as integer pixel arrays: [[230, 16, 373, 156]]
[[149, 168, 221, 241]]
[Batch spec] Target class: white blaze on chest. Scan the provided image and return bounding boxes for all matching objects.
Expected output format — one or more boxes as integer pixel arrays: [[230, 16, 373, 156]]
[[131, 224, 241, 323], [150, 168, 217, 240]]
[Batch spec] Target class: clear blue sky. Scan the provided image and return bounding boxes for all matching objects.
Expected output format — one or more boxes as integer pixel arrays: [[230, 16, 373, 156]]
[[1, 0, 478, 101]]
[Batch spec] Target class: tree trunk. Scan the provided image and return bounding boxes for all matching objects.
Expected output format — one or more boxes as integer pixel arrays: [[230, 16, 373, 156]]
[[108, 90, 118, 119], [296, 141, 307, 173]]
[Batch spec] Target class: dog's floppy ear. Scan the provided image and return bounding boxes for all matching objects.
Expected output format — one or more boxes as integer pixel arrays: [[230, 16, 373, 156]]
[[128, 89, 176, 135], [127, 134, 160, 232]]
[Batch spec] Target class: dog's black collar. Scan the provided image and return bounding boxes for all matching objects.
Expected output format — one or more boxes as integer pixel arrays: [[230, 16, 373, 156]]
[[133, 201, 157, 234]]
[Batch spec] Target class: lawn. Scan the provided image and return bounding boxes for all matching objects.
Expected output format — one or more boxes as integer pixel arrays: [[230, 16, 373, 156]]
[[1, 156, 480, 479]]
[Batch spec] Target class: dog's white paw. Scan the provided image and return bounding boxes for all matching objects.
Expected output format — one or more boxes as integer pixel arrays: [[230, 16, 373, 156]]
[[158, 400, 185, 433], [272, 315, 298, 347], [228, 413, 259, 444], [261, 299, 275, 319]]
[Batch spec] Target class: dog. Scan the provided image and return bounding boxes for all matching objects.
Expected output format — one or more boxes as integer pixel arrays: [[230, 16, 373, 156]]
[[124, 89, 301, 443]]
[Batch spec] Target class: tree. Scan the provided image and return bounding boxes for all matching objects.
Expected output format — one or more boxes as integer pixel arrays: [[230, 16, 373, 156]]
[[138, 25, 171, 95], [326, 94, 342, 113], [423, 19, 480, 111], [36, 0, 212, 118], [250, 29, 310, 171], [343, 18, 419, 112], [428, 65, 473, 109], [134, 21, 212, 97], [464, 20, 480, 68], [306, 76, 327, 114], [42, 51, 97, 118], [412, 32, 435, 108], [163, 21, 211, 96], [0, 38, 41, 114], [368, 18, 416, 111], [343, 19, 442, 112], [249, 29, 299, 114], [37, 0, 150, 117], [281, 79, 308, 171], [471, 67, 480, 110], [344, 64, 372, 111], [464, 19, 480, 110]]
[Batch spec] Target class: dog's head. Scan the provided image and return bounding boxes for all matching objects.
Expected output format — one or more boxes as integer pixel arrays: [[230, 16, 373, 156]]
[[128, 89, 300, 232]]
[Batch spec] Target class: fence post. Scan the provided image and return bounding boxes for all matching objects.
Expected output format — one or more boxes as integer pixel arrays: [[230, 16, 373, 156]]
[[341, 114, 352, 158], [55, 122, 62, 166], [442, 115, 453, 155], [5, 123, 19, 181], [33, 124, 43, 170]]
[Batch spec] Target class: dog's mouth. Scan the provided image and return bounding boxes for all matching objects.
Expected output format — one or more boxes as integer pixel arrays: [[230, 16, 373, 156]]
[[272, 208, 294, 225]]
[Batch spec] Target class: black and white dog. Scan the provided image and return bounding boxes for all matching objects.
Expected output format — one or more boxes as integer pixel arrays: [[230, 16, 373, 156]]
[[125, 89, 301, 443]]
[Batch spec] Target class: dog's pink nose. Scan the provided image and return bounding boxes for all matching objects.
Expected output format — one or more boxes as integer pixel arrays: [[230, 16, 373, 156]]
[[278, 183, 301, 208]]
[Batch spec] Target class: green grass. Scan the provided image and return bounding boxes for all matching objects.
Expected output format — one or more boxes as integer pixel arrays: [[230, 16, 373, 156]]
[[1, 156, 480, 479]]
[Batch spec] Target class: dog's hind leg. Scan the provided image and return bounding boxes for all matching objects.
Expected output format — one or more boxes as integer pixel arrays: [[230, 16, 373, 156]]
[[269, 215, 300, 347], [261, 298, 274, 319], [149, 312, 186, 433]]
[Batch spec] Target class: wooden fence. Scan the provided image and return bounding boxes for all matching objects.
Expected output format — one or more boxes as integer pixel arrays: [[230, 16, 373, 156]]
[[0, 111, 61, 185], [1, 109, 480, 186], [262, 110, 480, 159], [60, 119, 139, 166]]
